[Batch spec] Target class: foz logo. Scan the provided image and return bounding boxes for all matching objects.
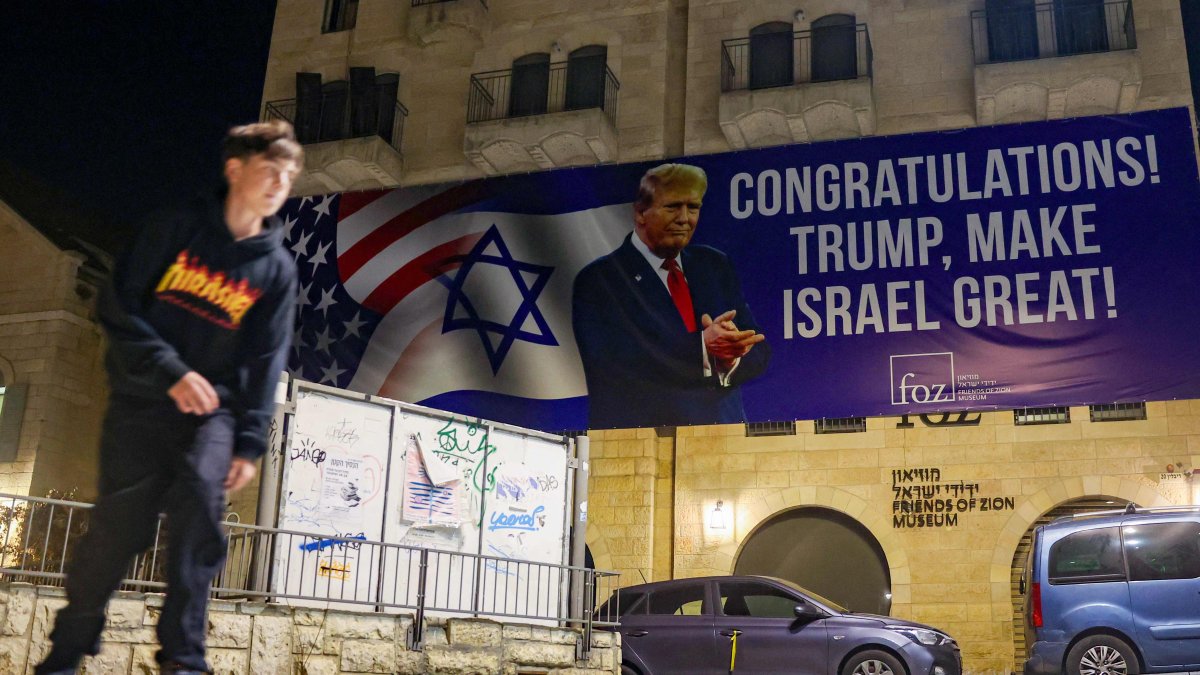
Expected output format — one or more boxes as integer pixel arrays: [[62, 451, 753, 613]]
[[890, 352, 955, 405]]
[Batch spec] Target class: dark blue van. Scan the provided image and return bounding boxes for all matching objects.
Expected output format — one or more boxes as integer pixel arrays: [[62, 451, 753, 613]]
[[1022, 506, 1200, 675]]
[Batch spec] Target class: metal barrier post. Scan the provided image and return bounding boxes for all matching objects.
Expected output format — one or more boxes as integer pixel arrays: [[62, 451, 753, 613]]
[[409, 547, 429, 651]]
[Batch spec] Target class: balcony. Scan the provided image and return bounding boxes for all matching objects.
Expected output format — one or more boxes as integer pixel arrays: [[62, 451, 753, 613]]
[[264, 77, 408, 195], [464, 60, 620, 175], [408, 0, 489, 47], [971, 0, 1140, 124], [718, 21, 875, 149]]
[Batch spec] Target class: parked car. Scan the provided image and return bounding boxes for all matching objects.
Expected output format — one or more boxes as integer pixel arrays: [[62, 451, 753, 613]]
[[598, 574, 961, 675], [1022, 505, 1200, 675]]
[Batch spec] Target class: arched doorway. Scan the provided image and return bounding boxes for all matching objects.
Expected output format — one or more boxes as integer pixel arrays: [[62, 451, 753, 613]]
[[734, 507, 891, 614], [1009, 495, 1133, 666]]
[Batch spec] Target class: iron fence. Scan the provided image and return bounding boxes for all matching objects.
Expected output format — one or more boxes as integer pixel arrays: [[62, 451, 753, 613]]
[[412, 0, 487, 8], [971, 0, 1135, 65], [721, 23, 872, 92], [0, 493, 620, 652], [467, 62, 620, 127], [264, 85, 408, 155]]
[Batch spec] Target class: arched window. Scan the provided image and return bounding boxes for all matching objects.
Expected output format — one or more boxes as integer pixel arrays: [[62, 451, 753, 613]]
[[811, 14, 858, 82], [565, 45, 608, 111], [0, 359, 26, 463], [748, 22, 793, 90], [1055, 0, 1108, 55], [985, 0, 1039, 62], [509, 53, 551, 117]]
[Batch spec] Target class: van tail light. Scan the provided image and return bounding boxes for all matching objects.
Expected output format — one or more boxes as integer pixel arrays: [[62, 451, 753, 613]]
[[1030, 582, 1043, 628]]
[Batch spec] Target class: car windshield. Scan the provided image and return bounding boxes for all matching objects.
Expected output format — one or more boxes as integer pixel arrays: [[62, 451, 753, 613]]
[[767, 578, 849, 613]]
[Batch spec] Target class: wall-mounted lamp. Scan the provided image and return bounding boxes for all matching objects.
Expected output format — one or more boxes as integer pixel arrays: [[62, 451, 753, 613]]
[[710, 500, 728, 530], [794, 9, 806, 22]]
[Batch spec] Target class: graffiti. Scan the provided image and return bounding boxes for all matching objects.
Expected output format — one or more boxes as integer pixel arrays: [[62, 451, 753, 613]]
[[290, 438, 327, 466], [326, 418, 361, 447], [487, 505, 546, 532], [298, 532, 367, 553], [317, 558, 352, 580], [433, 417, 502, 495]]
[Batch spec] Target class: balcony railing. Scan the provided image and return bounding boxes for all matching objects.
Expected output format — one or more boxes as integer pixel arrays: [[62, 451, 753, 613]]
[[264, 84, 409, 155], [721, 23, 872, 93], [412, 0, 487, 8], [971, 0, 1135, 65], [467, 62, 620, 127]]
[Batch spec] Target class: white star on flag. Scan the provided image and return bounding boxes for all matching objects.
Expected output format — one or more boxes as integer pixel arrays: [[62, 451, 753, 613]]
[[314, 286, 337, 318], [297, 281, 314, 308], [308, 240, 331, 275], [342, 311, 366, 339], [320, 360, 346, 385], [315, 326, 334, 354], [290, 230, 313, 260], [313, 194, 335, 222], [282, 214, 299, 240]]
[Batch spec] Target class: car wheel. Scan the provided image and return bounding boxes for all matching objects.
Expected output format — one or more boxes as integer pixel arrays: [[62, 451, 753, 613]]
[[1066, 635, 1139, 675], [842, 649, 905, 675], [621, 665, 639, 675]]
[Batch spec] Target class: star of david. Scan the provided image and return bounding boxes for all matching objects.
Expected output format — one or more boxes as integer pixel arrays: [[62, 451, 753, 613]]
[[441, 225, 556, 374]]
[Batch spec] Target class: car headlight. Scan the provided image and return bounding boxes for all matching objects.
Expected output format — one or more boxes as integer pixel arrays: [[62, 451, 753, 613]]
[[886, 626, 952, 646]]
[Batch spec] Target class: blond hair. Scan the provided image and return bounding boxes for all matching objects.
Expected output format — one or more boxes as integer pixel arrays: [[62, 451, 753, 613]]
[[634, 163, 707, 212]]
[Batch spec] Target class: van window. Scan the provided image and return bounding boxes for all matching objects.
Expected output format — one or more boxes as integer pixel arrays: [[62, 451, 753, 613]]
[[647, 583, 709, 615], [1048, 527, 1126, 583], [1124, 522, 1200, 581]]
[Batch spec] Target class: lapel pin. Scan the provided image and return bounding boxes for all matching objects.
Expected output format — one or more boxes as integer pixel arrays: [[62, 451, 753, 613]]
[[634, 274, 642, 282]]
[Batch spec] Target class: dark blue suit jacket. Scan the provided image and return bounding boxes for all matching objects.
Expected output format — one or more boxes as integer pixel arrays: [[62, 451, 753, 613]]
[[571, 234, 771, 429]]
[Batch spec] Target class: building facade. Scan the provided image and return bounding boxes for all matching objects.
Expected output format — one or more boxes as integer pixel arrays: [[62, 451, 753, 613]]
[[261, 1, 1197, 672]]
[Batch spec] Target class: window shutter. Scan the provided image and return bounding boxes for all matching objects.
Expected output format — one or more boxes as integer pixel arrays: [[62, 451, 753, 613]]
[[0, 384, 29, 462]]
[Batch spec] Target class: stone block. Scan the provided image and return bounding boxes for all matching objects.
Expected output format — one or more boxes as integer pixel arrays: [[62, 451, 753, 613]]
[[506, 640, 577, 667], [339, 639, 397, 673], [294, 654, 339, 675], [0, 636, 29, 674], [324, 612, 397, 641], [425, 645, 503, 674], [250, 614, 294, 675], [79, 642, 133, 674], [106, 598, 145, 629], [209, 646, 250, 675], [131, 644, 159, 674], [448, 618, 503, 647], [1, 585, 36, 637], [208, 612, 253, 648]]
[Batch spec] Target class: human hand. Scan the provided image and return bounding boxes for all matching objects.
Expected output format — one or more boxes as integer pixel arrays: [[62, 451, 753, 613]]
[[702, 310, 765, 368], [224, 457, 258, 492], [168, 371, 219, 415]]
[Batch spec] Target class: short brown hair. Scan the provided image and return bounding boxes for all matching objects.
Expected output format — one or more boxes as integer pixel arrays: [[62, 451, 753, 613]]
[[222, 120, 304, 168], [634, 163, 708, 213]]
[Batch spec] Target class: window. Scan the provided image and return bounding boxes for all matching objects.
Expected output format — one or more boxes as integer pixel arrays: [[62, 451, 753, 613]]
[[815, 417, 866, 434], [647, 583, 708, 616], [322, 0, 359, 33], [1089, 402, 1146, 422], [985, 0, 1039, 62], [509, 53, 551, 117], [565, 45, 608, 111], [0, 364, 26, 463], [1014, 406, 1071, 425], [811, 14, 858, 82], [1048, 527, 1126, 584], [749, 22, 793, 90], [1124, 522, 1200, 581], [745, 421, 796, 437], [719, 581, 799, 619], [1055, 0, 1109, 56], [598, 590, 646, 619]]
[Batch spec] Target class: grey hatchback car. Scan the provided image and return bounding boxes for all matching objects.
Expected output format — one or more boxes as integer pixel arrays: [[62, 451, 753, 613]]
[[600, 575, 961, 675]]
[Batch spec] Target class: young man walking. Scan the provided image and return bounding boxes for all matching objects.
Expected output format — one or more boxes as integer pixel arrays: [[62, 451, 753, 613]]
[[36, 121, 303, 675]]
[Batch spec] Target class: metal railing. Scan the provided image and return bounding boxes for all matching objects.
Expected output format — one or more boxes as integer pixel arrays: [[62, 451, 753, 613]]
[[721, 23, 873, 92], [412, 0, 487, 8], [467, 62, 620, 127], [263, 85, 409, 155], [0, 493, 619, 652], [971, 0, 1135, 65]]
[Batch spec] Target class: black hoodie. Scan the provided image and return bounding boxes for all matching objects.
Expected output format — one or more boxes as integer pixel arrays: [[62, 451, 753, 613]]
[[98, 190, 297, 460]]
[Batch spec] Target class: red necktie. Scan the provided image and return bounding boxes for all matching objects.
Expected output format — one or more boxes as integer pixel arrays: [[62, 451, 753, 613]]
[[662, 258, 697, 332]]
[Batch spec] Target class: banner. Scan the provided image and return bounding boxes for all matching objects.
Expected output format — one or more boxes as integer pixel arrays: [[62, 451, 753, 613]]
[[284, 108, 1200, 430]]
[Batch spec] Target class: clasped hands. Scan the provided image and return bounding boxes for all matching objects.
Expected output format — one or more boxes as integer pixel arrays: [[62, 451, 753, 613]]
[[701, 309, 765, 371]]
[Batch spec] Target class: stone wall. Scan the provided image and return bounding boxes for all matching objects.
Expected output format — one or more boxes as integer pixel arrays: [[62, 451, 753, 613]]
[[0, 582, 620, 675], [585, 403, 1200, 675], [0, 201, 108, 501]]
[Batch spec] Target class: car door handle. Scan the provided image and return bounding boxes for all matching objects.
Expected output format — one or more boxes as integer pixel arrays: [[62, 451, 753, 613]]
[[626, 630, 649, 637], [719, 630, 740, 637]]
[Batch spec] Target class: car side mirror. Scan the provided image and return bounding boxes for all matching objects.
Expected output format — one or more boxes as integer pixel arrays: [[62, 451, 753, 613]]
[[794, 601, 822, 619]]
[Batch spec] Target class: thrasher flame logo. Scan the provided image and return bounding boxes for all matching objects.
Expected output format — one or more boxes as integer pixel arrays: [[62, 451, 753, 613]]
[[154, 250, 263, 329]]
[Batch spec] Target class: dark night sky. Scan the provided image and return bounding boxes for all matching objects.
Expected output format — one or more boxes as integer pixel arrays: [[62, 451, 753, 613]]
[[1, 1, 1199, 257], [0, 1, 278, 255]]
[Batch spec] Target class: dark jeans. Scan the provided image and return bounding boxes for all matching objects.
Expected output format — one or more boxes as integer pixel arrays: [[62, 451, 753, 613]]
[[37, 397, 234, 673]]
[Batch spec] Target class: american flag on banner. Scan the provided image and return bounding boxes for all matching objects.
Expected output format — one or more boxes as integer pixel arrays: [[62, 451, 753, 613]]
[[279, 178, 632, 432]]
